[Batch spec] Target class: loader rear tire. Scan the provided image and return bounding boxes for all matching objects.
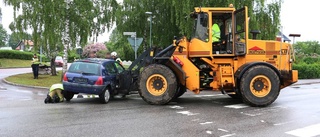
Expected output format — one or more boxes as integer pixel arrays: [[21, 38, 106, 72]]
[[138, 64, 177, 105], [240, 65, 280, 107]]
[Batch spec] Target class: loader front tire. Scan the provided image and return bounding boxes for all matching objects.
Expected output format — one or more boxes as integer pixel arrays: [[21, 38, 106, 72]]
[[138, 64, 177, 105], [240, 65, 280, 107], [173, 84, 186, 99]]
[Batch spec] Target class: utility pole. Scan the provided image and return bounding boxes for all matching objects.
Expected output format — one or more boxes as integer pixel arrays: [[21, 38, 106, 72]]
[[145, 12, 152, 48]]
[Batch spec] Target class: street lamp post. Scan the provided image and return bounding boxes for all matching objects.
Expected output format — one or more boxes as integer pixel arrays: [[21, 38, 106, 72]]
[[145, 11, 152, 48]]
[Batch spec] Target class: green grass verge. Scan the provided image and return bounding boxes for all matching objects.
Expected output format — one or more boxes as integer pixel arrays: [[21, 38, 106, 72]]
[[5, 71, 63, 88], [0, 59, 33, 68], [0, 59, 50, 68]]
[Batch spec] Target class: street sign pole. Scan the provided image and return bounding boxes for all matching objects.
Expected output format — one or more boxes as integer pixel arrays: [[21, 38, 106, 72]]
[[134, 37, 137, 59]]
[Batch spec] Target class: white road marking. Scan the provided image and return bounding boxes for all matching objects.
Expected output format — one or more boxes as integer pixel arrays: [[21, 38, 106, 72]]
[[240, 112, 262, 117], [200, 122, 213, 125], [260, 120, 265, 123], [218, 128, 229, 132], [285, 123, 320, 137], [220, 133, 236, 137], [206, 131, 213, 134], [169, 105, 184, 109], [194, 94, 223, 97], [177, 111, 199, 116], [274, 121, 295, 126], [224, 104, 249, 109]]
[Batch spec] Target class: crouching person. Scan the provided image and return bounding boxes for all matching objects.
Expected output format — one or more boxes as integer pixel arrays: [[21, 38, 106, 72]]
[[44, 83, 64, 103]]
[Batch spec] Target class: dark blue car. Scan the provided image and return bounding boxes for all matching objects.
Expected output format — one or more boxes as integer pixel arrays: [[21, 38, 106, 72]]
[[62, 58, 126, 103]]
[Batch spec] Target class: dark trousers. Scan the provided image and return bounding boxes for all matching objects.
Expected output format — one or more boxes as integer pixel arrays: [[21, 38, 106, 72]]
[[31, 64, 39, 79]]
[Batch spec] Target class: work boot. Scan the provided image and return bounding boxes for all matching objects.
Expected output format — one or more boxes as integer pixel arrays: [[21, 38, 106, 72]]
[[44, 95, 53, 104]]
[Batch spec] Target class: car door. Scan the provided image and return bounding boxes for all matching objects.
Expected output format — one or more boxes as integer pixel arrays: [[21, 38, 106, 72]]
[[103, 62, 117, 90], [114, 62, 129, 93]]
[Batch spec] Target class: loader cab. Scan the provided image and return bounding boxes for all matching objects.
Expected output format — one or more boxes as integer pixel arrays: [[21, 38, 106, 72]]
[[190, 6, 248, 56]]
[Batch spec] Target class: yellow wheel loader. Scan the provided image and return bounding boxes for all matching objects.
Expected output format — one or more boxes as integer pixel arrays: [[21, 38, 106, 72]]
[[122, 5, 298, 107]]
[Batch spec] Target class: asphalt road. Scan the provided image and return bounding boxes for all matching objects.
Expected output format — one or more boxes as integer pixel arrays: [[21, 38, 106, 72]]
[[1, 68, 320, 137]]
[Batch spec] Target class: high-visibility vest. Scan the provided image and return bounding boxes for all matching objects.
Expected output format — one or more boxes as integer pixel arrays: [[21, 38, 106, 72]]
[[32, 58, 40, 64], [212, 24, 220, 42]]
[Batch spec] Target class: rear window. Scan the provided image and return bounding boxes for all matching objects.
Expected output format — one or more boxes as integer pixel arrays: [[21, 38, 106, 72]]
[[68, 62, 101, 75]]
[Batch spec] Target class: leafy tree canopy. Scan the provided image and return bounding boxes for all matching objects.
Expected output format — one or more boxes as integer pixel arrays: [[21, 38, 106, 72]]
[[0, 24, 8, 47], [111, 0, 283, 60]]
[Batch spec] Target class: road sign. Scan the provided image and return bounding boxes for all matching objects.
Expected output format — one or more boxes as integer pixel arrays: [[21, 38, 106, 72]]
[[127, 37, 143, 59], [123, 32, 136, 37], [127, 38, 143, 51]]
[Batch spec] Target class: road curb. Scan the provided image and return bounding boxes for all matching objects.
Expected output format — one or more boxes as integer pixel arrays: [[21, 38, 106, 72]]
[[2, 78, 49, 90]]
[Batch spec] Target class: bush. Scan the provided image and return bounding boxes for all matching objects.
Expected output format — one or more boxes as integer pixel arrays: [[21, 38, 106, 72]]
[[302, 57, 320, 64], [293, 63, 320, 79], [0, 50, 34, 60], [39, 54, 50, 62], [82, 43, 108, 58]]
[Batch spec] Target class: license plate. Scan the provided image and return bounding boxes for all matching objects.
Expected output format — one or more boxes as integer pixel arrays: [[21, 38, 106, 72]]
[[74, 77, 88, 83]]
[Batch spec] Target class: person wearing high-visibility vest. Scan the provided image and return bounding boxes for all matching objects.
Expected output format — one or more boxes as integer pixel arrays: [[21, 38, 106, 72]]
[[111, 51, 123, 65], [212, 23, 221, 43], [31, 54, 40, 79], [44, 83, 64, 103]]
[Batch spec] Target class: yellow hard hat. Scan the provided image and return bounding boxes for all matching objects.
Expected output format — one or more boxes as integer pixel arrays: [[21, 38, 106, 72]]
[[50, 83, 64, 92]]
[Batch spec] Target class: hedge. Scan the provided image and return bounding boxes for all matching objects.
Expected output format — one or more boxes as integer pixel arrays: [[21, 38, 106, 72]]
[[0, 50, 34, 60], [293, 63, 320, 79], [0, 50, 82, 63]]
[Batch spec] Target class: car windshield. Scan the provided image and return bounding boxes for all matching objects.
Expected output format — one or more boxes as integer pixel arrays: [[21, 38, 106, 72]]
[[68, 62, 100, 75], [55, 56, 63, 61]]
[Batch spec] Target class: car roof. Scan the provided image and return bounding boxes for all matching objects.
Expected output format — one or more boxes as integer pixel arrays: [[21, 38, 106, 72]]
[[75, 58, 114, 64]]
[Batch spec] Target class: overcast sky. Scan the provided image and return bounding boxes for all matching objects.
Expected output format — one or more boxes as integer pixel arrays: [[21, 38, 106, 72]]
[[1, 0, 319, 43]]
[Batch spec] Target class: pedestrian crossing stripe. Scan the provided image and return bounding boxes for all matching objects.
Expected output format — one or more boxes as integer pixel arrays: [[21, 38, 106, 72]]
[[285, 123, 320, 137]]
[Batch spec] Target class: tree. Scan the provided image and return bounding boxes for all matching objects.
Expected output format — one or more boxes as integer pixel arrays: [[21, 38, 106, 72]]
[[108, 29, 134, 61], [4, 0, 118, 76], [0, 24, 8, 47], [82, 43, 108, 58], [295, 41, 320, 55], [111, 0, 282, 57]]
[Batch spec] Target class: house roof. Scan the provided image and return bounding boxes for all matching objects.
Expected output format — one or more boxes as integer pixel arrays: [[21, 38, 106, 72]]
[[15, 40, 34, 50], [24, 40, 34, 46], [277, 32, 291, 42]]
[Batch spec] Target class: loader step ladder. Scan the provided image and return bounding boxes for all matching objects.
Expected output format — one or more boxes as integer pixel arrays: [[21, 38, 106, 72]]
[[219, 65, 235, 93]]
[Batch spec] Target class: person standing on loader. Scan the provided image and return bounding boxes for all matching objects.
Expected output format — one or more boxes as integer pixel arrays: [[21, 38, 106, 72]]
[[44, 83, 64, 103]]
